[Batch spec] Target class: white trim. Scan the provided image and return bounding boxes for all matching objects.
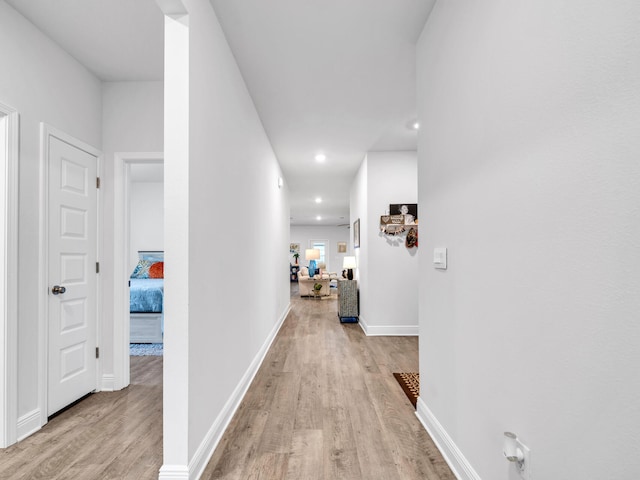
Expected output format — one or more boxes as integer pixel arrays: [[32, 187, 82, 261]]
[[415, 397, 482, 480], [95, 152, 104, 392], [161, 303, 291, 479], [0, 102, 18, 448], [17, 409, 41, 442], [113, 152, 164, 391], [158, 465, 189, 480], [357, 316, 418, 336], [101, 374, 116, 392], [38, 124, 102, 426]]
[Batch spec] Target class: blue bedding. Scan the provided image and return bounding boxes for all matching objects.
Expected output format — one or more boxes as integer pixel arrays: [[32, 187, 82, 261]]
[[130, 278, 164, 313]]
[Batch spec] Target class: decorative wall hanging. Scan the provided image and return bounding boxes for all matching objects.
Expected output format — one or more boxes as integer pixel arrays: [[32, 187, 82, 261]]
[[337, 241, 347, 253], [380, 204, 419, 249], [380, 215, 406, 235], [405, 227, 418, 248], [389, 203, 418, 225]]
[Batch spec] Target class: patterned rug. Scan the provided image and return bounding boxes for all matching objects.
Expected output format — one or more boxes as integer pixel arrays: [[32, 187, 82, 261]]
[[393, 372, 419, 408], [130, 343, 163, 356]]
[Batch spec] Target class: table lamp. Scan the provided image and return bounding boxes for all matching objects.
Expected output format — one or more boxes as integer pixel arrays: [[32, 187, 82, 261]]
[[305, 248, 320, 278], [343, 256, 356, 280]]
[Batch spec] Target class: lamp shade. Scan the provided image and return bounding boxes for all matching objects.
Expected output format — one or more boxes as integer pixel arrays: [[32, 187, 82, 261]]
[[343, 256, 356, 269], [305, 248, 320, 260]]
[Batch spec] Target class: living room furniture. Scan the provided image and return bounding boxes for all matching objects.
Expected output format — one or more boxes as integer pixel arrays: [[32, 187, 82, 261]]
[[315, 262, 338, 286], [338, 279, 358, 322], [298, 266, 336, 297], [290, 264, 300, 282]]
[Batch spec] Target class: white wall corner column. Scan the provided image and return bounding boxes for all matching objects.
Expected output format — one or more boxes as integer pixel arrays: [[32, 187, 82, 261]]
[[159, 0, 291, 477], [0, 102, 19, 447], [158, 1, 190, 477]]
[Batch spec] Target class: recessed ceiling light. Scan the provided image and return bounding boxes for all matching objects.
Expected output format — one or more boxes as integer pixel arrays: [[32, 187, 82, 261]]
[[316, 216, 322, 221], [412, 122, 420, 130], [315, 197, 322, 203], [315, 153, 326, 162]]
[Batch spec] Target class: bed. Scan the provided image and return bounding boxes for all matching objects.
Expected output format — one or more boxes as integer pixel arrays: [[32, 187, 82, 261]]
[[130, 251, 164, 343]]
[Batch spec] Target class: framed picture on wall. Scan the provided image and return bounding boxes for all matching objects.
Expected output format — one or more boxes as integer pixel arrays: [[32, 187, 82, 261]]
[[389, 203, 418, 225], [354, 219, 360, 248], [337, 241, 347, 253]]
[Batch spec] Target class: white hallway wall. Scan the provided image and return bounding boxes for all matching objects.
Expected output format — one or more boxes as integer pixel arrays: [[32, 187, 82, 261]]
[[417, 1, 640, 479], [162, 0, 290, 475], [0, 1, 102, 434], [350, 152, 419, 335], [290, 225, 350, 274]]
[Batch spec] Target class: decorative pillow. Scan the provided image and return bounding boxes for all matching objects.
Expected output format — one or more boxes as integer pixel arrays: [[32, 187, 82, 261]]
[[130, 260, 152, 279], [300, 267, 309, 277], [149, 261, 164, 278]]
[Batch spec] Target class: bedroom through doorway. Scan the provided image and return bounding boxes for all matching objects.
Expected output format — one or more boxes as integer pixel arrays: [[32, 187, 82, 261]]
[[113, 153, 164, 390], [128, 164, 165, 358]]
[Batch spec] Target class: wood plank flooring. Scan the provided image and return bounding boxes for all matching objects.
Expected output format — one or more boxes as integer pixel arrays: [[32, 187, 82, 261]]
[[0, 284, 455, 480], [201, 285, 454, 479], [0, 356, 163, 480]]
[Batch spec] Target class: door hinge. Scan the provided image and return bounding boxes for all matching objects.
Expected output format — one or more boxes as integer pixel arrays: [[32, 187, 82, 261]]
[[95, 347, 100, 359], [96, 262, 100, 273], [96, 177, 101, 189]]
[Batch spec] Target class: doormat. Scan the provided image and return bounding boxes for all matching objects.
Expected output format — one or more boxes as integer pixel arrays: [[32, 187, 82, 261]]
[[130, 343, 163, 356], [393, 372, 419, 408]]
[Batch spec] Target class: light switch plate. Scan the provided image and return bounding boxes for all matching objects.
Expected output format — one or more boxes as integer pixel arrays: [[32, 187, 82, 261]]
[[433, 248, 447, 269]]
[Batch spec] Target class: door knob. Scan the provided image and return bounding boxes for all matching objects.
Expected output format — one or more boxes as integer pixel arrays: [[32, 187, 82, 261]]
[[51, 285, 66, 295]]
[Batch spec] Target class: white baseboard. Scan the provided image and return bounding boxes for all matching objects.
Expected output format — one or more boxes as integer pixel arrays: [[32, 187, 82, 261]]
[[415, 397, 482, 480], [358, 316, 418, 336], [101, 374, 115, 391], [17, 409, 42, 442], [158, 465, 189, 480], [163, 303, 291, 480]]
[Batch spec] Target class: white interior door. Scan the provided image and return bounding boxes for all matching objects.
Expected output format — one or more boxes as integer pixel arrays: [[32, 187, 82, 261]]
[[47, 136, 98, 416]]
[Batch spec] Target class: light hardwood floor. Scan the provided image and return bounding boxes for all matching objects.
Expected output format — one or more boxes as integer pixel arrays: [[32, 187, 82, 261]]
[[201, 284, 454, 479], [0, 284, 454, 479], [0, 355, 163, 479]]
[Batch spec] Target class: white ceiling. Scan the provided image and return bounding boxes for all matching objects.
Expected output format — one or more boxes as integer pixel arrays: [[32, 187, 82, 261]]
[[5, 0, 165, 81], [6, 0, 435, 226]]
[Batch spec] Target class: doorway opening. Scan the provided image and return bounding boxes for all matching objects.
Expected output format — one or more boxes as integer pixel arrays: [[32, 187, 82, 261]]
[[113, 153, 164, 389]]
